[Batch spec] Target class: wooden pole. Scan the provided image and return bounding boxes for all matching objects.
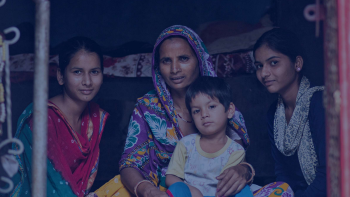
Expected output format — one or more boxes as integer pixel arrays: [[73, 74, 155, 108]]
[[337, 0, 350, 196], [324, 0, 341, 196], [324, 0, 350, 196], [31, 0, 50, 196]]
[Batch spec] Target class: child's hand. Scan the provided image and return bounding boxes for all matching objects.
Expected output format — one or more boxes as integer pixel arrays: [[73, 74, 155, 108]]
[[215, 165, 248, 197]]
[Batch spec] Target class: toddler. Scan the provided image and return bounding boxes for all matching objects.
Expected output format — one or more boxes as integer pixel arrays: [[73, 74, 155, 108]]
[[165, 76, 254, 197]]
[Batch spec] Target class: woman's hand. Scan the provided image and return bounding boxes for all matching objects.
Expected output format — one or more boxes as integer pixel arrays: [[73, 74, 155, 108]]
[[137, 181, 168, 197], [121, 168, 168, 197], [215, 164, 249, 197]]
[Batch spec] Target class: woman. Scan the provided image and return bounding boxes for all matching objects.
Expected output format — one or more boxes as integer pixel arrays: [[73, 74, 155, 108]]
[[11, 37, 109, 197], [254, 28, 326, 196], [95, 25, 292, 197]]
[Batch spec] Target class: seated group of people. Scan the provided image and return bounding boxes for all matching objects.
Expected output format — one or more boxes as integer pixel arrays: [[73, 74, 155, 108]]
[[9, 25, 326, 197]]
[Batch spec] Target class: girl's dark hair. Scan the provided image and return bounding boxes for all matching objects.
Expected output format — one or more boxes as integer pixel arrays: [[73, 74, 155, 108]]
[[253, 28, 304, 63], [185, 76, 232, 114], [59, 36, 103, 75]]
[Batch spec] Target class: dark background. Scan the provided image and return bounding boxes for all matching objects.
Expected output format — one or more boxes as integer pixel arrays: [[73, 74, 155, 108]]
[[0, 0, 271, 47], [0, 0, 324, 191]]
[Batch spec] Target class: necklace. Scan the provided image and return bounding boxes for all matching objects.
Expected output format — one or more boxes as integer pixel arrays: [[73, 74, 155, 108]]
[[176, 113, 193, 123]]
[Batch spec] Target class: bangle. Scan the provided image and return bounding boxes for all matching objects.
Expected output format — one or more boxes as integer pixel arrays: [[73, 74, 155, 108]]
[[240, 162, 255, 184], [134, 180, 153, 197]]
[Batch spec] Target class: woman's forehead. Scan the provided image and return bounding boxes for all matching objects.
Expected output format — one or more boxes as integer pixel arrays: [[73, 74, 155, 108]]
[[159, 37, 195, 56], [67, 51, 101, 68]]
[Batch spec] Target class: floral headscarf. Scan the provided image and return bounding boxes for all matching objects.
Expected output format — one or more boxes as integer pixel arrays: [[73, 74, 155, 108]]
[[152, 25, 249, 146]]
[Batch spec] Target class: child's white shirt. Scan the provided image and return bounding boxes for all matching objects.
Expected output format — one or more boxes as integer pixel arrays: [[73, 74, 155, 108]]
[[166, 133, 245, 196]]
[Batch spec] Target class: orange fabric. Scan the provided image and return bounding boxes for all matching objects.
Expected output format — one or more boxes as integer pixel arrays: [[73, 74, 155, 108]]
[[94, 175, 132, 197]]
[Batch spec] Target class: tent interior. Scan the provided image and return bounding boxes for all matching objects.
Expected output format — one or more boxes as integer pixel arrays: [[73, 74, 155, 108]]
[[0, 0, 325, 191]]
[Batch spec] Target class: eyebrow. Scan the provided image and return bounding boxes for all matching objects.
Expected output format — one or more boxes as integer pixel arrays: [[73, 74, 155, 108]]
[[254, 56, 281, 64], [70, 67, 101, 70], [266, 56, 281, 61], [159, 57, 170, 61], [160, 54, 190, 59]]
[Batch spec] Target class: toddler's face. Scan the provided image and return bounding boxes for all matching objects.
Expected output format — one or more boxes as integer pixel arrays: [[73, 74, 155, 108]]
[[189, 93, 235, 137]]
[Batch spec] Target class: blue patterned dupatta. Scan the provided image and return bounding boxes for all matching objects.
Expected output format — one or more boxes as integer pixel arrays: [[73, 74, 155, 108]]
[[11, 102, 109, 197], [11, 104, 77, 197]]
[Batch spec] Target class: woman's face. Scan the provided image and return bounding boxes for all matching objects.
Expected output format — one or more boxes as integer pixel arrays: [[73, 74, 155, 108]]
[[58, 49, 103, 103], [159, 37, 199, 92], [254, 45, 302, 94]]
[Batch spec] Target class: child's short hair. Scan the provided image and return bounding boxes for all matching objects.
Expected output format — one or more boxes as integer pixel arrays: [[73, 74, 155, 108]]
[[185, 76, 233, 114]]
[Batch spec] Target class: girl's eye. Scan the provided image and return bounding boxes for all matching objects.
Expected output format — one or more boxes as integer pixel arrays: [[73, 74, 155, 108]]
[[271, 61, 278, 66], [192, 109, 200, 114], [255, 64, 263, 69], [179, 56, 189, 62]]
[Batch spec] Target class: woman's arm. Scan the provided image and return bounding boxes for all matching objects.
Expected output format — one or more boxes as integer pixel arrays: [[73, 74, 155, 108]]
[[216, 164, 249, 196], [119, 105, 168, 197]]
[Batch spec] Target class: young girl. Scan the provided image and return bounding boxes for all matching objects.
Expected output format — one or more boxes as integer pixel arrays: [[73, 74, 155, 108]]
[[11, 37, 109, 197], [254, 28, 326, 196], [165, 76, 254, 197]]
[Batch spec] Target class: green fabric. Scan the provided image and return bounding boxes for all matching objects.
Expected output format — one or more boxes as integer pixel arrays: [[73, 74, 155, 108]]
[[10, 104, 76, 197]]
